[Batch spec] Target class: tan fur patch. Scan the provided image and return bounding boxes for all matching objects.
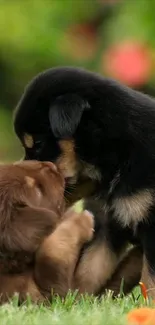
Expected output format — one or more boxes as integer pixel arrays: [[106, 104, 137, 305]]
[[25, 176, 35, 188], [73, 242, 118, 294], [23, 133, 34, 148], [57, 140, 79, 179], [57, 140, 101, 183], [112, 190, 153, 227]]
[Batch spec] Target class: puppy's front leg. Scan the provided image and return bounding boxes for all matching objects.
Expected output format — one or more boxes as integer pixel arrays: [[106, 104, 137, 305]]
[[72, 198, 130, 295], [34, 209, 94, 298]]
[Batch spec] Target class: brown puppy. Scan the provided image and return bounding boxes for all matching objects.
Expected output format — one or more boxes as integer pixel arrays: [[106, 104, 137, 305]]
[[35, 207, 94, 298], [0, 160, 94, 303]]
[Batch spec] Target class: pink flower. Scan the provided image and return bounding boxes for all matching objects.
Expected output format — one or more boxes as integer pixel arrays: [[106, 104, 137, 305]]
[[103, 41, 152, 86]]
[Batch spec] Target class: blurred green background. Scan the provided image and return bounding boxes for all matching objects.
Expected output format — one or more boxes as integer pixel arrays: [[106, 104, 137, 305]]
[[1, 0, 155, 162]]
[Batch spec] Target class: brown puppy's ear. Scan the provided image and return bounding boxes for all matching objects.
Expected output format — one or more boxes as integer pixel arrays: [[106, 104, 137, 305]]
[[0, 205, 59, 254], [49, 93, 90, 138]]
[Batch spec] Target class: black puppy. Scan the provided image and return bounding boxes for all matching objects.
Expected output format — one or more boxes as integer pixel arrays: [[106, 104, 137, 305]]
[[14, 66, 155, 298]]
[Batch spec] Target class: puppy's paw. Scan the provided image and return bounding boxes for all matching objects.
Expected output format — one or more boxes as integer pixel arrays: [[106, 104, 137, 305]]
[[62, 208, 94, 243], [75, 210, 95, 243]]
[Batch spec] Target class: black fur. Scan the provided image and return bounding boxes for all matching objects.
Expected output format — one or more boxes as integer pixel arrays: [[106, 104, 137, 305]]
[[14, 66, 155, 297]]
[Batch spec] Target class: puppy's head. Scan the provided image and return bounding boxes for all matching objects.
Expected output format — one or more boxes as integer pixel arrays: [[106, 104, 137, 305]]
[[0, 160, 65, 269], [14, 67, 105, 199], [0, 160, 64, 214]]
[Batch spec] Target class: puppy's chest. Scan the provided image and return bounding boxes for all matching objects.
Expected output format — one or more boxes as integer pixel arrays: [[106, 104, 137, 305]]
[[103, 189, 154, 229]]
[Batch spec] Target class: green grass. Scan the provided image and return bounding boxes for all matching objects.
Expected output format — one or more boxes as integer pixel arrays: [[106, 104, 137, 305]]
[[0, 288, 153, 325]]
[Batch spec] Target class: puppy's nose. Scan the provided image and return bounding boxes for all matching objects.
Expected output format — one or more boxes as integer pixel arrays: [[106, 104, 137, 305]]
[[43, 161, 58, 172]]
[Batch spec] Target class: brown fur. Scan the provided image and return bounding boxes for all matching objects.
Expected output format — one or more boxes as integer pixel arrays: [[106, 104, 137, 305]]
[[0, 161, 95, 303], [35, 208, 94, 297], [73, 241, 118, 295], [0, 160, 142, 303], [102, 246, 143, 296], [0, 161, 64, 260], [0, 160, 65, 302], [0, 206, 94, 304]]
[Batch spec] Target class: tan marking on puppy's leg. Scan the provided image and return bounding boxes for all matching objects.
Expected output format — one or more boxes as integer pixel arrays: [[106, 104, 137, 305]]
[[112, 190, 153, 227], [73, 241, 118, 295], [35, 210, 94, 297], [141, 256, 155, 299]]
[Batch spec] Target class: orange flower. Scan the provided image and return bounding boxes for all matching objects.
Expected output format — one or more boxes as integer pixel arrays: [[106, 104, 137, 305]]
[[139, 282, 148, 300], [127, 307, 155, 324]]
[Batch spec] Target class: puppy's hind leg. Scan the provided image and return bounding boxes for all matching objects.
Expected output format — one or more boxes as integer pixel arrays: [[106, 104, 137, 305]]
[[98, 245, 143, 297], [34, 209, 94, 298], [72, 239, 119, 295]]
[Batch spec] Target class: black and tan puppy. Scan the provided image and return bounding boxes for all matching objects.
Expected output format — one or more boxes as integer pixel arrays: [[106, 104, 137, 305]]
[[14, 67, 152, 296], [0, 160, 95, 303]]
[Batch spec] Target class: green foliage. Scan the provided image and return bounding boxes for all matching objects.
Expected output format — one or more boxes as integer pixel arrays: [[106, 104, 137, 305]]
[[0, 0, 100, 109]]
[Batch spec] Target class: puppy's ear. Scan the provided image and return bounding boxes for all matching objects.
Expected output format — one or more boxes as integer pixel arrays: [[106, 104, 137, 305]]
[[1, 205, 59, 254], [49, 93, 90, 138]]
